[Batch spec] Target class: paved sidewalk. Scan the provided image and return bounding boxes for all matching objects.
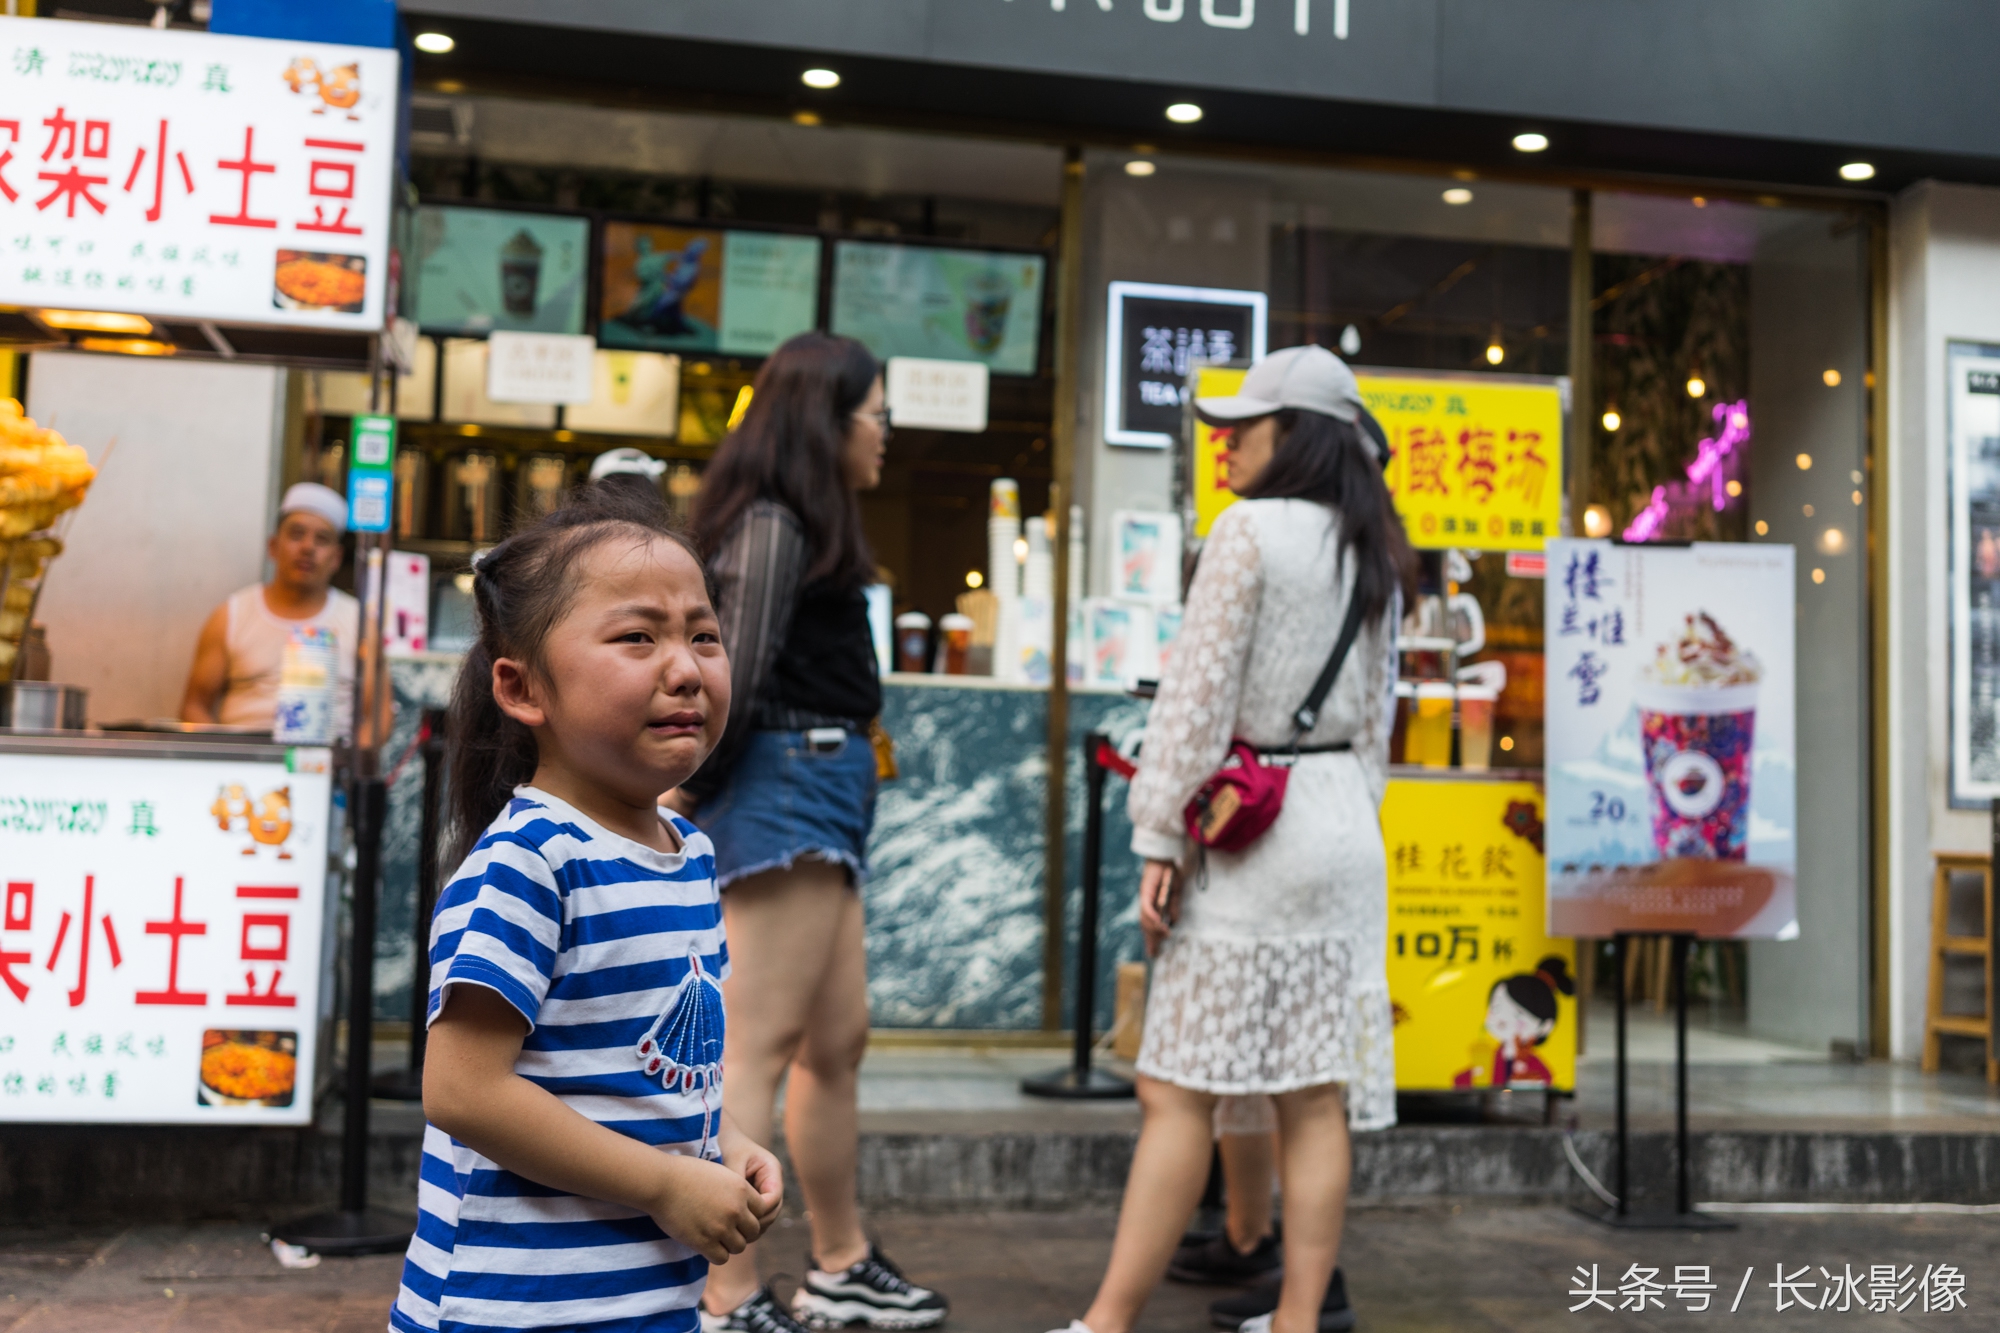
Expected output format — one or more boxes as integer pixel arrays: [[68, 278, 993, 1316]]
[[3, 1205, 1991, 1332]]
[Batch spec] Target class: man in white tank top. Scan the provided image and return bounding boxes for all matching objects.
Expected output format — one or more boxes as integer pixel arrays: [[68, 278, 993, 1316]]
[[180, 482, 359, 736]]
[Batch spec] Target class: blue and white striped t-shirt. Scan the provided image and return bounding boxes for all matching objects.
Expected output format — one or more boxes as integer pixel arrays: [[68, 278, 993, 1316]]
[[391, 787, 728, 1333]]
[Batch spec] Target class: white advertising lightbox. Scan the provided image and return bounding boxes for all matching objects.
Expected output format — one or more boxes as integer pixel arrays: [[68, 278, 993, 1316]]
[[0, 16, 399, 330], [0, 746, 334, 1124]]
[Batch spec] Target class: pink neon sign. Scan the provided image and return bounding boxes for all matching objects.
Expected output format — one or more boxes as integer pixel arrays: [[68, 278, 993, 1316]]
[[1621, 400, 1752, 542]]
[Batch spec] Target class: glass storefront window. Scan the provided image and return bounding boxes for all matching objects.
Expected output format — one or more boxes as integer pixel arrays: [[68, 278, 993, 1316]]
[[1589, 191, 1871, 1042]]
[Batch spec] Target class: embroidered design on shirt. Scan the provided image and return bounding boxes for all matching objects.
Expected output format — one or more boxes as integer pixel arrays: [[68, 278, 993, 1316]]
[[634, 947, 725, 1157]]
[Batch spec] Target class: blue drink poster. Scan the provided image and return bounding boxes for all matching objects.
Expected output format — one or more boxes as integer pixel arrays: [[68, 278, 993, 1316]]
[[1544, 540, 1797, 940], [831, 242, 1045, 376], [410, 206, 589, 336], [599, 223, 820, 357]]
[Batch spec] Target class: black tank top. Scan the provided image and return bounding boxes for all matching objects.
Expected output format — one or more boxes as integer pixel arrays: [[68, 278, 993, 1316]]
[[767, 578, 882, 723]]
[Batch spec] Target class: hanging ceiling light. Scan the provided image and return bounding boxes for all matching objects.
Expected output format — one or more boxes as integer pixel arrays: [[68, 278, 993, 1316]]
[[1339, 325, 1362, 356], [1511, 132, 1549, 153], [801, 68, 841, 89], [1165, 102, 1204, 124], [1601, 409, 1621, 432], [1484, 326, 1505, 365], [1686, 374, 1707, 398]]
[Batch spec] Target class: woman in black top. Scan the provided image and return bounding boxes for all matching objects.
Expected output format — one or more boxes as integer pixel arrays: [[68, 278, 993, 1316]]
[[676, 334, 947, 1333]]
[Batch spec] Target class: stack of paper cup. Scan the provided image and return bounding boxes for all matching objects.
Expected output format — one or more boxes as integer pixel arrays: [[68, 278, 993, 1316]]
[[273, 625, 337, 745], [988, 480, 1023, 680], [988, 480, 1022, 600], [1023, 516, 1054, 600]]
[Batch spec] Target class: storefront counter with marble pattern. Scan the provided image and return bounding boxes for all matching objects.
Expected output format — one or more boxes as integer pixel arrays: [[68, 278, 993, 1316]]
[[373, 660, 1149, 1033]]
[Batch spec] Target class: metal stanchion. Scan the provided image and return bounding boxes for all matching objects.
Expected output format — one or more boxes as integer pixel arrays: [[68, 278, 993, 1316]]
[[1024, 730, 1135, 1099], [1575, 932, 1731, 1231], [273, 373, 416, 1256]]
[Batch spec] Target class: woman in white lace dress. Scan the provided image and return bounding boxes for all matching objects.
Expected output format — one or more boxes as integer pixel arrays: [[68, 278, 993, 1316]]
[[1051, 347, 1414, 1333]]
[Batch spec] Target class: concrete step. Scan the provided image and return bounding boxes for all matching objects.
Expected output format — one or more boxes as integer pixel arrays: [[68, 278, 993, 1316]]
[[7, 1115, 2000, 1224]]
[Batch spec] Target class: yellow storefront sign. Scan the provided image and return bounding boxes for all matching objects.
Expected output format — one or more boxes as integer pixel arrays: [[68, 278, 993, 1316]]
[[1383, 777, 1576, 1093], [1190, 365, 1565, 552]]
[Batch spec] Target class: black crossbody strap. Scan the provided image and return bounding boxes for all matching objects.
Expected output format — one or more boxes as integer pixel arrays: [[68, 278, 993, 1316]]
[[1290, 589, 1372, 740]]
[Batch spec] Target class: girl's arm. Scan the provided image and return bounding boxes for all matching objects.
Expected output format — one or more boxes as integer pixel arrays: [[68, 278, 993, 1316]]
[[425, 984, 781, 1263], [679, 501, 808, 803]]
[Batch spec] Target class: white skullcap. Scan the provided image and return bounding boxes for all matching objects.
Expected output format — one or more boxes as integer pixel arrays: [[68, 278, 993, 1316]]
[[279, 482, 348, 534]]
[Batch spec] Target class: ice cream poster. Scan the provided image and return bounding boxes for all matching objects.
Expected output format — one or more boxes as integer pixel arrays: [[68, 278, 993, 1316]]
[[1543, 540, 1797, 940]]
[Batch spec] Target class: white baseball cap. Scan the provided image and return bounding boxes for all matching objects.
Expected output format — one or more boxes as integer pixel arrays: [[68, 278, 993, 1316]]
[[589, 447, 667, 483], [278, 482, 347, 534], [1194, 344, 1364, 424]]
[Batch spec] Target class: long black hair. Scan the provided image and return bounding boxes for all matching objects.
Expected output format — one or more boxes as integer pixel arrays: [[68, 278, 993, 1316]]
[[1237, 408, 1418, 624], [443, 483, 707, 868], [692, 331, 879, 587], [1492, 955, 1577, 1029]]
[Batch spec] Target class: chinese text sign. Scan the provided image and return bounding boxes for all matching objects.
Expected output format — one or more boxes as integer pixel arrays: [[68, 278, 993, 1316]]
[[1371, 374, 1564, 553], [1543, 540, 1797, 939], [0, 749, 332, 1123], [1191, 367, 1564, 549], [0, 17, 398, 329], [1383, 778, 1575, 1094]]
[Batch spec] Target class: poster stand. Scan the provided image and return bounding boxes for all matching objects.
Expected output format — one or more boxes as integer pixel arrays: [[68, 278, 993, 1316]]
[[274, 367, 417, 1257], [1574, 933, 1734, 1231], [1024, 731, 1136, 1100]]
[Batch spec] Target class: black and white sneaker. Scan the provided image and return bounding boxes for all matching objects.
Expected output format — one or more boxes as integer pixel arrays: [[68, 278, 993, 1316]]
[[702, 1286, 816, 1333], [792, 1245, 948, 1330]]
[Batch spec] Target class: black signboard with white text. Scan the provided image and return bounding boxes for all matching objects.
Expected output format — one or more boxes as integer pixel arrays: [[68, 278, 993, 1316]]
[[1104, 282, 1266, 448]]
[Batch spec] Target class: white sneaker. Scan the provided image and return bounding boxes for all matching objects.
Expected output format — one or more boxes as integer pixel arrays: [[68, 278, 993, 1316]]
[[1237, 1317, 1274, 1333], [792, 1245, 948, 1330], [1043, 1322, 1096, 1333]]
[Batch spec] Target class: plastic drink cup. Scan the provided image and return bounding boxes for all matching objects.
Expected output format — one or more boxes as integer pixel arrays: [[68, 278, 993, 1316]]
[[894, 611, 932, 674], [1390, 680, 1414, 764], [500, 228, 544, 316], [1633, 680, 1758, 860], [1458, 686, 1497, 771], [1410, 682, 1455, 768], [939, 613, 974, 675]]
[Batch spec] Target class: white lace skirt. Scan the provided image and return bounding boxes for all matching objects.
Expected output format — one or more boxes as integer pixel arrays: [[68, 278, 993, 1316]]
[[1134, 752, 1396, 1131]]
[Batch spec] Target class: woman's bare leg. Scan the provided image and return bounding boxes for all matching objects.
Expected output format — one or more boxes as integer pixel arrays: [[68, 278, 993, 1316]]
[[1219, 1130, 1278, 1251], [705, 859, 855, 1311], [785, 883, 871, 1272], [1267, 1085, 1351, 1333], [1079, 1076, 1218, 1333]]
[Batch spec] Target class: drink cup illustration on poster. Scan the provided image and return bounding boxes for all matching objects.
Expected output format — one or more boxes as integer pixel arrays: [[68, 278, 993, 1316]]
[[1543, 540, 1797, 940]]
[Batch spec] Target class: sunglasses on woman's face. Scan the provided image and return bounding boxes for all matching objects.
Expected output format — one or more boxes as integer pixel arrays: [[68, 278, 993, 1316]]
[[853, 409, 893, 436]]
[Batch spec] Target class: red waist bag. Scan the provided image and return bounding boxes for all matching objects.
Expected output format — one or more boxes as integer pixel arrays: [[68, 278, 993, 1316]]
[[1183, 740, 1290, 851], [1178, 590, 1370, 853]]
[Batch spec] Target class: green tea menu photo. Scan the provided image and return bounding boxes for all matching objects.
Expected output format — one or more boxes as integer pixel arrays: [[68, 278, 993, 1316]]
[[832, 241, 1045, 375], [410, 206, 590, 336]]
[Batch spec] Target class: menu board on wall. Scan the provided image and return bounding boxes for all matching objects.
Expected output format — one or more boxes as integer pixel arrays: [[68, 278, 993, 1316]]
[[0, 16, 398, 329], [600, 223, 820, 357], [410, 206, 589, 336], [0, 747, 333, 1125], [1105, 282, 1266, 447], [1543, 539, 1797, 940], [832, 241, 1045, 376], [1948, 340, 2000, 806]]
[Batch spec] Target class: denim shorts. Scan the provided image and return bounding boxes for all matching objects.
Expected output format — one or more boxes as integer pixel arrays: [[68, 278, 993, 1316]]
[[695, 729, 877, 890]]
